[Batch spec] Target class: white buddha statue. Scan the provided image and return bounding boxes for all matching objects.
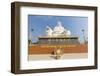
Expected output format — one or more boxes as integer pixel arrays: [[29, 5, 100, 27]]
[[45, 21, 71, 37], [53, 21, 65, 33]]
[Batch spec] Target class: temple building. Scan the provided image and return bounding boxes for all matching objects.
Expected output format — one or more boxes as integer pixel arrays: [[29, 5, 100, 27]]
[[37, 21, 80, 45]]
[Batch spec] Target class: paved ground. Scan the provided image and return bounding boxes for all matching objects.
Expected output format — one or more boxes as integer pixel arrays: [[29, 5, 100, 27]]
[[28, 53, 88, 61]]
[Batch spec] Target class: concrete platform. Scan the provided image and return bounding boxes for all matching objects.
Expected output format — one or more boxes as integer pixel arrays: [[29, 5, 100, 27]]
[[28, 53, 88, 61]]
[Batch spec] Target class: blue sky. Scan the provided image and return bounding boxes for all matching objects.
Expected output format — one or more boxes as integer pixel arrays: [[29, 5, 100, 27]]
[[28, 15, 88, 43]]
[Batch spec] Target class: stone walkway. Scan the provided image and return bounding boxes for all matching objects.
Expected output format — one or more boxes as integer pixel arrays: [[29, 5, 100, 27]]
[[28, 53, 88, 61]]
